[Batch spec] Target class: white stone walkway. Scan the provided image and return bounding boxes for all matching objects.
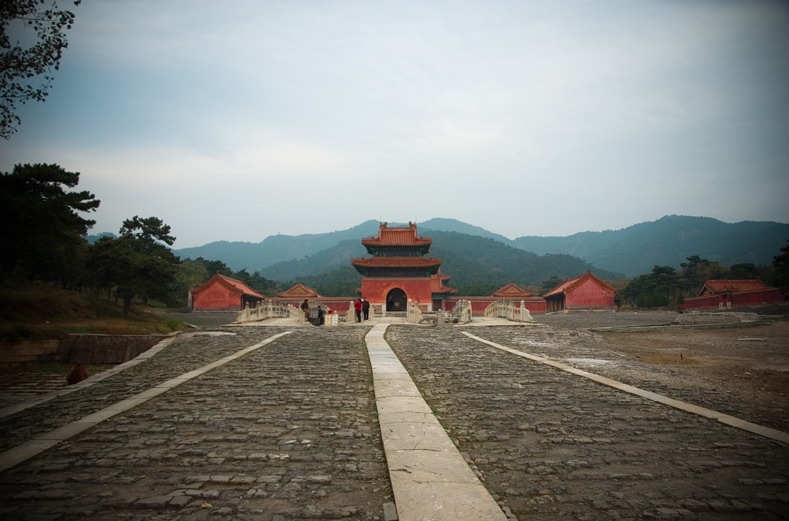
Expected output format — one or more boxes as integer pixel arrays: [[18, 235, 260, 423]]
[[366, 322, 508, 521]]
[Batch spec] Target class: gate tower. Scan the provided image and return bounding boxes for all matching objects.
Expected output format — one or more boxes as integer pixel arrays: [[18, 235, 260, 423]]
[[351, 222, 455, 312]]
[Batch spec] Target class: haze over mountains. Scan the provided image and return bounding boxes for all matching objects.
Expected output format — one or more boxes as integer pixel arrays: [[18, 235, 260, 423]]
[[173, 215, 789, 280]]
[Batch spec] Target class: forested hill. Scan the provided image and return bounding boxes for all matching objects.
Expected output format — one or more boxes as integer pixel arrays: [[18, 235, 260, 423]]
[[172, 215, 789, 280], [259, 230, 621, 293], [174, 220, 380, 272], [512, 215, 789, 277]]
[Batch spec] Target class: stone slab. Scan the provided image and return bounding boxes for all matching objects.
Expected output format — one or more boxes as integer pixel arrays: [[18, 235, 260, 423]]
[[366, 323, 507, 521]]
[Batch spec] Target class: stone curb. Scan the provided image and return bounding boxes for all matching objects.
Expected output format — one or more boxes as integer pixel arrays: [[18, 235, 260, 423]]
[[366, 323, 508, 521], [0, 332, 292, 473]]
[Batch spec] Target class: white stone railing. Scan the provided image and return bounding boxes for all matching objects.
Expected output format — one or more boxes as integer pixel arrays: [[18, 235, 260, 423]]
[[407, 299, 422, 323], [450, 299, 473, 324], [235, 300, 302, 324], [483, 299, 534, 323]]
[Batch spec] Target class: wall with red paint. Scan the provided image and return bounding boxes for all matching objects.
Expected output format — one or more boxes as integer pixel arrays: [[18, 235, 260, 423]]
[[192, 282, 242, 311], [361, 278, 435, 307], [565, 280, 615, 309]]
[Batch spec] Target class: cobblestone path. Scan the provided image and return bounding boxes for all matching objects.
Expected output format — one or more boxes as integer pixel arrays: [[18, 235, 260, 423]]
[[385, 326, 789, 520], [0, 327, 393, 520]]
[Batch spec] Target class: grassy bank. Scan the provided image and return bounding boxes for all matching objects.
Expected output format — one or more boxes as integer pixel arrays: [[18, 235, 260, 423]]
[[0, 283, 190, 340]]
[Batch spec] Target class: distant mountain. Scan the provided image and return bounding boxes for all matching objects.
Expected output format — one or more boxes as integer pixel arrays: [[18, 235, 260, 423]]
[[512, 215, 789, 277], [175, 220, 381, 272], [260, 230, 621, 291], [419, 218, 512, 244], [85, 232, 116, 244], [172, 215, 788, 282]]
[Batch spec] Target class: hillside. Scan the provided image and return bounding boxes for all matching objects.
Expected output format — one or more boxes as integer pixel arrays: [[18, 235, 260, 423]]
[[512, 215, 789, 277], [173, 215, 788, 281], [175, 220, 381, 272], [260, 230, 621, 295]]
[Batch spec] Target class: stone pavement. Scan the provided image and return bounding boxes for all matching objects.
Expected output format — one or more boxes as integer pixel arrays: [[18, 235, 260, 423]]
[[0, 318, 787, 520]]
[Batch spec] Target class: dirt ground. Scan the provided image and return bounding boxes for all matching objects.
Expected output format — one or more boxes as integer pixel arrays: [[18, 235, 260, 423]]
[[599, 321, 789, 430], [533, 311, 789, 432]]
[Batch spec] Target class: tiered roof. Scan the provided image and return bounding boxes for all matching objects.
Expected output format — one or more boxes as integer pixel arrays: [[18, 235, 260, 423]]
[[362, 221, 432, 247], [360, 222, 432, 255], [352, 257, 441, 269]]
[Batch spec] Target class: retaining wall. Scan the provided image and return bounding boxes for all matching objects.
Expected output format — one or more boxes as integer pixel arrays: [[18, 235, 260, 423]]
[[0, 334, 168, 367]]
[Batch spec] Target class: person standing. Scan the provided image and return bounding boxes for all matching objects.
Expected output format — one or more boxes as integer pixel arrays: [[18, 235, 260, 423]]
[[354, 298, 363, 322], [300, 299, 309, 321], [362, 298, 370, 320]]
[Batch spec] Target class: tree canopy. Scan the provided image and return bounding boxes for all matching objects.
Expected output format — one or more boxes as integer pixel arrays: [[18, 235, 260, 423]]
[[0, 163, 99, 283], [89, 216, 179, 316], [0, 0, 80, 138]]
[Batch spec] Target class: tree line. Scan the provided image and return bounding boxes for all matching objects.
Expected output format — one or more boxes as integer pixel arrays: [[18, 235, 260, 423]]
[[2, 163, 787, 313], [0, 163, 285, 315], [618, 253, 788, 308]]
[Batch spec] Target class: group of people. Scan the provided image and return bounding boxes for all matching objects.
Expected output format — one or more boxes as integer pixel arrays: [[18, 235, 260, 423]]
[[301, 297, 370, 324], [354, 298, 370, 322], [300, 298, 331, 325]]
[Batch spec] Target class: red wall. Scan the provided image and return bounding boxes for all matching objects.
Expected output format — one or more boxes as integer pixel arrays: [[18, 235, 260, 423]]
[[192, 282, 242, 311], [361, 278, 436, 307], [683, 289, 785, 310], [565, 280, 615, 309]]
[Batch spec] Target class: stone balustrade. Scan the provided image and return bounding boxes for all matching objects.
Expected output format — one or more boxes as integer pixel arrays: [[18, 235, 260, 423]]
[[450, 299, 473, 324], [235, 300, 302, 324], [484, 299, 534, 323], [406, 299, 422, 323]]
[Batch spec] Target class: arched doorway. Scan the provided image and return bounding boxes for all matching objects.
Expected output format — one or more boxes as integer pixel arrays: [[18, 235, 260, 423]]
[[386, 288, 407, 311]]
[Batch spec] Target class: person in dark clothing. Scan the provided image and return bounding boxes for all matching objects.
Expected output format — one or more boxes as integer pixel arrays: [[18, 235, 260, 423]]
[[362, 298, 370, 320], [317, 304, 325, 325], [354, 298, 363, 322], [300, 299, 309, 320]]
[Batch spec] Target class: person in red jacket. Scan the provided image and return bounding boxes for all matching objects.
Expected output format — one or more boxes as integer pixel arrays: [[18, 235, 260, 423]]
[[354, 298, 363, 322]]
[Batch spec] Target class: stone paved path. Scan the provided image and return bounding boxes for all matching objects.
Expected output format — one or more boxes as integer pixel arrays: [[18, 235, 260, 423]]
[[0, 327, 393, 520], [385, 326, 789, 520], [0, 319, 787, 521]]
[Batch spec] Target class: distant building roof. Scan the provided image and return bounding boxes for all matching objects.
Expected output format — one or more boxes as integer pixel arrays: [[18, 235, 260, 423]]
[[191, 273, 265, 300], [698, 279, 772, 296], [491, 283, 534, 298], [361, 222, 432, 248], [278, 282, 321, 298], [543, 272, 616, 298]]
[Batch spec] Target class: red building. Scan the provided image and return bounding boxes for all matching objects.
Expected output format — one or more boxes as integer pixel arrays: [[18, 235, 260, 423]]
[[543, 272, 617, 312], [190, 273, 265, 311], [682, 279, 785, 310], [352, 222, 456, 311]]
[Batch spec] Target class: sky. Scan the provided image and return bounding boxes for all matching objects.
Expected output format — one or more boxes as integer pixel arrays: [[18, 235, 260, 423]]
[[2, 0, 788, 248]]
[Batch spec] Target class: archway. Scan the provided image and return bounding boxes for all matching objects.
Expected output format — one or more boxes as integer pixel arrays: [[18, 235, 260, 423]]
[[386, 288, 407, 312]]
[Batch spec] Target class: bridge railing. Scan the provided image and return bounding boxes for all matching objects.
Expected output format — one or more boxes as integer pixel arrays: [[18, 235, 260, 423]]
[[483, 299, 534, 323], [447, 299, 472, 324], [235, 300, 303, 324]]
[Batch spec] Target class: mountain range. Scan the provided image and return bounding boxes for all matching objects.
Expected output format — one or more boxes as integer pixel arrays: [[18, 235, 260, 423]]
[[173, 215, 788, 280]]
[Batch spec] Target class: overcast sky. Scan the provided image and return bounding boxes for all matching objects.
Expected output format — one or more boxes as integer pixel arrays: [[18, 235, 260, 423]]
[[2, 0, 788, 248]]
